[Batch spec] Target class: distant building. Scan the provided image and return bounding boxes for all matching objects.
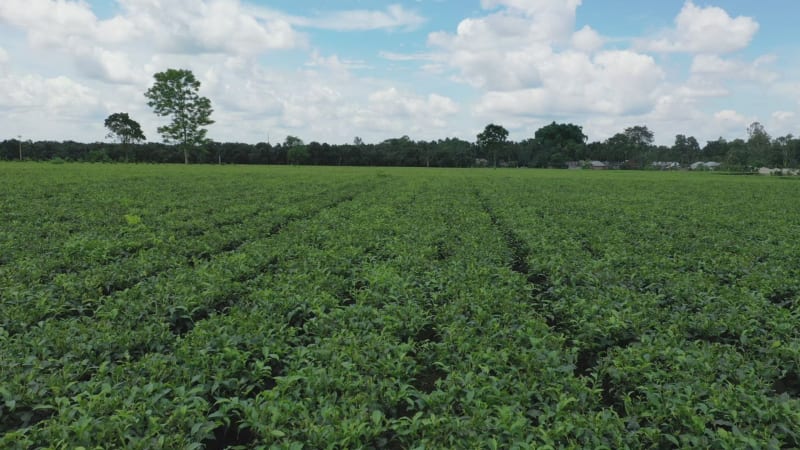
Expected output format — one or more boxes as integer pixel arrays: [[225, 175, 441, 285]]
[[758, 167, 776, 175], [759, 167, 800, 176], [590, 161, 608, 170], [652, 161, 681, 170], [566, 161, 582, 170], [690, 161, 721, 170]]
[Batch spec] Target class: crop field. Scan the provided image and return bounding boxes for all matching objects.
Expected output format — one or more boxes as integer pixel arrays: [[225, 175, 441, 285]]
[[2, 163, 800, 449]]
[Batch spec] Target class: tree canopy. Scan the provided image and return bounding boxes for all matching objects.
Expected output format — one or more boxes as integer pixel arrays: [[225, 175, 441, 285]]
[[144, 68, 214, 164], [8, 119, 799, 170], [104, 113, 145, 144], [477, 124, 509, 168], [104, 112, 145, 163]]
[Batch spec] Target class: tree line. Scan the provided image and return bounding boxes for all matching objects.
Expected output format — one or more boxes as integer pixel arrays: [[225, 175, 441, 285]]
[[3, 68, 799, 170]]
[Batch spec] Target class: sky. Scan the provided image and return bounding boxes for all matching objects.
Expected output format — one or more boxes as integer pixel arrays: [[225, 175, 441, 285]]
[[0, 0, 798, 146]]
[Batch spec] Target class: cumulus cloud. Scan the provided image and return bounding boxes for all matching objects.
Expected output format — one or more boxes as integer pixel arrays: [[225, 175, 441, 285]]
[[300, 4, 425, 31], [247, 3, 425, 32], [426, 0, 582, 91], [347, 87, 459, 136], [479, 0, 582, 41], [115, 0, 304, 55], [772, 111, 795, 122], [638, 1, 759, 54], [475, 50, 664, 117], [369, 88, 458, 119], [0, 0, 305, 84], [0, 76, 105, 141], [691, 54, 778, 83], [572, 25, 604, 53], [0, 0, 126, 46], [424, 1, 664, 123], [714, 109, 753, 132], [0, 73, 100, 116]]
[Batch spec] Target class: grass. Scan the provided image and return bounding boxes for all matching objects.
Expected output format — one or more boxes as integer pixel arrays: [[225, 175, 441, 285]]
[[1, 162, 799, 448]]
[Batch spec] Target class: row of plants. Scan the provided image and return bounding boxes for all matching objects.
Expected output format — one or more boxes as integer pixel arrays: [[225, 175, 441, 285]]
[[0, 165, 381, 443], [479, 170, 800, 448], [2, 165, 800, 448]]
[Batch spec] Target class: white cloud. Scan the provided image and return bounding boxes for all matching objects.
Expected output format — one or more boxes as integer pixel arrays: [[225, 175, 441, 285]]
[[572, 25, 604, 53], [306, 51, 369, 73], [638, 1, 758, 54], [248, 4, 425, 32], [475, 50, 664, 117], [0, 72, 104, 141], [0, 0, 305, 69], [769, 111, 797, 139], [426, 0, 663, 121], [369, 87, 458, 119], [691, 54, 778, 83], [115, 0, 304, 55], [0, 47, 8, 65], [713, 109, 753, 135], [772, 111, 795, 122], [304, 4, 425, 31], [351, 87, 460, 137], [426, 3, 577, 91], [0, 74, 98, 114], [479, 0, 582, 41], [379, 51, 437, 62]]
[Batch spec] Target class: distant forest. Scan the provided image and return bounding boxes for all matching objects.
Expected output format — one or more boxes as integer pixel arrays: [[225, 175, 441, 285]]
[[3, 121, 798, 170]]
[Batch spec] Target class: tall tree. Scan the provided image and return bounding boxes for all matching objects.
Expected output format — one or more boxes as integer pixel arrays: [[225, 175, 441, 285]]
[[477, 123, 509, 168], [624, 126, 655, 150], [747, 121, 771, 167], [672, 134, 700, 165], [284, 135, 308, 165], [144, 69, 214, 164], [104, 112, 145, 162], [773, 134, 796, 168], [534, 122, 587, 164]]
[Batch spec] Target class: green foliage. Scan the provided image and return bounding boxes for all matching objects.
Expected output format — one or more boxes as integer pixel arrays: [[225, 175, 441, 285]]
[[104, 113, 145, 145], [477, 123, 509, 168], [144, 69, 214, 164], [534, 122, 587, 164], [105, 113, 146, 163], [2, 165, 800, 448]]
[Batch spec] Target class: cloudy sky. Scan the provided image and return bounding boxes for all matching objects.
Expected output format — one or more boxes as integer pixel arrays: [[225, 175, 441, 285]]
[[1, 0, 798, 146]]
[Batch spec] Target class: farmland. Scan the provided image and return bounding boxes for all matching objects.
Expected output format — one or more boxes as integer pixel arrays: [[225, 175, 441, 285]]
[[2, 163, 800, 449]]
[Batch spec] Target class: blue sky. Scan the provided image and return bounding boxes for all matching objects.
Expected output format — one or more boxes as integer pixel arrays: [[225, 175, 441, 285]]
[[1, 0, 798, 146]]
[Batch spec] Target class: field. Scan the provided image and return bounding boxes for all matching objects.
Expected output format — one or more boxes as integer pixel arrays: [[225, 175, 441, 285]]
[[2, 163, 800, 449]]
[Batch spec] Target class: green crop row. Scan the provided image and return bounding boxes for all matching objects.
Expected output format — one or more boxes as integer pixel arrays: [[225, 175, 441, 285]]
[[479, 170, 800, 448], [2, 165, 800, 448]]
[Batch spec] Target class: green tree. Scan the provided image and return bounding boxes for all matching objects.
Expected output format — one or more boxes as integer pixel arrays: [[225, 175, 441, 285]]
[[477, 123, 509, 168], [747, 121, 771, 167], [772, 134, 796, 168], [725, 138, 750, 170], [104, 112, 146, 162], [284, 136, 308, 164], [602, 125, 655, 165], [284, 135, 304, 148], [144, 69, 214, 164], [624, 126, 655, 159], [534, 122, 587, 164], [672, 134, 700, 165]]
